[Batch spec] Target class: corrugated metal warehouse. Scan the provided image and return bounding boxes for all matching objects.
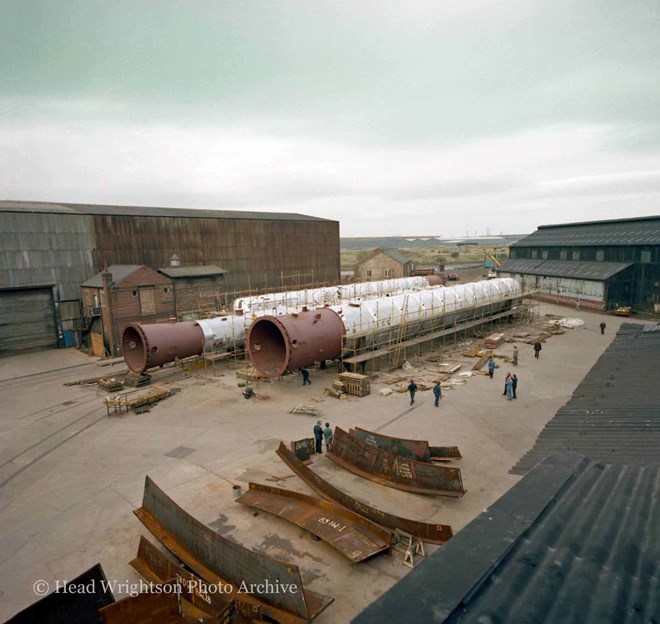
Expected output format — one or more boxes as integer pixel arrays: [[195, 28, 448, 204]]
[[498, 215, 660, 312], [0, 200, 339, 355]]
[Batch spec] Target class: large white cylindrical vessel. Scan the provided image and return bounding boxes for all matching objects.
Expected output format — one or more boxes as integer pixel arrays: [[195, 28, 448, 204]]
[[337, 278, 522, 337], [233, 276, 431, 313]]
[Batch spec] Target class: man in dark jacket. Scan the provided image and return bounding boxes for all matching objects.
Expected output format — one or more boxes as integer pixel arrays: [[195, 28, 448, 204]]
[[313, 420, 323, 454], [433, 382, 442, 407], [408, 380, 418, 405], [512, 374, 518, 399], [533, 341, 542, 359]]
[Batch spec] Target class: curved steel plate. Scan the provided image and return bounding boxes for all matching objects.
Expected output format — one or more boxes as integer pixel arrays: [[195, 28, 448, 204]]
[[328, 428, 466, 497], [351, 427, 462, 462], [133, 476, 333, 624], [276, 442, 453, 544], [130, 536, 253, 622], [237, 483, 391, 562]]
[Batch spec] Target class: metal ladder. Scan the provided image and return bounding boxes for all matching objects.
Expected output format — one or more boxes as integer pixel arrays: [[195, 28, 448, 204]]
[[391, 294, 410, 369]]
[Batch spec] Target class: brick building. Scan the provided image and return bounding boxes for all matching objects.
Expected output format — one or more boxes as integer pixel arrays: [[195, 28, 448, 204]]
[[158, 264, 227, 318], [354, 248, 414, 282], [81, 265, 175, 356]]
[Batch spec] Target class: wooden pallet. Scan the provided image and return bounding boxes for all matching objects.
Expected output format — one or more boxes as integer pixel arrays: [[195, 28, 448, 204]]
[[338, 372, 370, 397]]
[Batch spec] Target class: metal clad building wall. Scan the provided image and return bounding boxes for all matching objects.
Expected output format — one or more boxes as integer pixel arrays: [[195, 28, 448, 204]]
[[0, 212, 97, 300], [92, 215, 340, 292], [0, 288, 57, 354]]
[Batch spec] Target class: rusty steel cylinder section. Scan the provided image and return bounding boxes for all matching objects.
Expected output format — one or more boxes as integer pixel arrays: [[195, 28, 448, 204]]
[[122, 321, 205, 374], [247, 307, 345, 376]]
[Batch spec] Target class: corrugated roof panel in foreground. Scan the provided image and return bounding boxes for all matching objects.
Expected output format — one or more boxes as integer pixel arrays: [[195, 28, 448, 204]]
[[353, 450, 660, 624], [512, 321, 660, 475]]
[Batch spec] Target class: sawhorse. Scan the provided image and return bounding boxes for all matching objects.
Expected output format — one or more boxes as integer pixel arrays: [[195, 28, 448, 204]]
[[393, 528, 425, 568]]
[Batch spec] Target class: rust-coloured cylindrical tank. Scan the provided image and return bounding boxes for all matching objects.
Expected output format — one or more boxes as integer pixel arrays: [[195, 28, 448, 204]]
[[425, 274, 445, 286], [246, 308, 345, 377], [122, 322, 204, 374]]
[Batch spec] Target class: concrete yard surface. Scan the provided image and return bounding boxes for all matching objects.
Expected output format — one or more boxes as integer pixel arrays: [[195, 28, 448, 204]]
[[0, 303, 632, 622]]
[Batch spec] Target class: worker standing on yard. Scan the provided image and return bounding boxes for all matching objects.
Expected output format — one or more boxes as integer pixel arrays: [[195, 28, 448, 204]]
[[600, 321, 606, 335], [503, 372, 512, 396], [300, 368, 311, 385], [408, 380, 417, 406], [433, 382, 442, 407], [533, 341, 542, 359], [505, 375, 514, 400], [512, 346, 519, 366], [313, 420, 323, 454], [323, 423, 334, 451], [512, 374, 518, 399], [488, 358, 496, 379]]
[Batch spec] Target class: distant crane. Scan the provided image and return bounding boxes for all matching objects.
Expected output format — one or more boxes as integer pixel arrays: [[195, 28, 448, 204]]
[[482, 251, 502, 279], [484, 251, 501, 268]]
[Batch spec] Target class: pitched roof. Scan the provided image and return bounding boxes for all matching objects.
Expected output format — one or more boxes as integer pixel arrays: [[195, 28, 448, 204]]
[[353, 449, 660, 624], [511, 215, 660, 247], [80, 265, 144, 287], [511, 321, 660, 474], [158, 265, 227, 278], [498, 259, 633, 280], [381, 248, 411, 264], [0, 200, 334, 222]]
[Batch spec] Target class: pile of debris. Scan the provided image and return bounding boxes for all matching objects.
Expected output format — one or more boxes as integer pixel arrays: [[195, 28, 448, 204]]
[[105, 386, 180, 417], [97, 376, 124, 392], [483, 332, 505, 349], [236, 367, 272, 381]]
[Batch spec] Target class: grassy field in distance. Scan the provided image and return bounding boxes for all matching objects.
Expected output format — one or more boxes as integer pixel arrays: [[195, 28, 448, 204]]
[[340, 245, 510, 271]]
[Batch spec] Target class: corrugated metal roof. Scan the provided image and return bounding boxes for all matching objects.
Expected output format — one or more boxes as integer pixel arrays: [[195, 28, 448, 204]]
[[382, 248, 411, 264], [498, 259, 633, 280], [158, 265, 227, 278], [511, 215, 660, 247], [0, 200, 333, 222], [353, 449, 660, 624], [512, 321, 660, 475], [80, 265, 143, 287]]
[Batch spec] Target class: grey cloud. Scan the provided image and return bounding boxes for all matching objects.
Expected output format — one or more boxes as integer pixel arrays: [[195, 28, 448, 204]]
[[387, 178, 523, 201], [2, 0, 660, 144], [534, 171, 660, 200]]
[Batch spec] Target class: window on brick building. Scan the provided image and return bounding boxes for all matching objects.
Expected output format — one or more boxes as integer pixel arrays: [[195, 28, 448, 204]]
[[132, 290, 137, 296], [366, 270, 372, 278], [385, 269, 391, 277]]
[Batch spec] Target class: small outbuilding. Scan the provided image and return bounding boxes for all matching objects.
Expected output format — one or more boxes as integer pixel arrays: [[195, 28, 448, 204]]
[[354, 248, 414, 282], [81, 265, 175, 356], [158, 263, 227, 318]]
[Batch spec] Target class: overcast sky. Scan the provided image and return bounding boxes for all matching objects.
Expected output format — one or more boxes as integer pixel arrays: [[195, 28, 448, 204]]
[[2, 1, 659, 237]]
